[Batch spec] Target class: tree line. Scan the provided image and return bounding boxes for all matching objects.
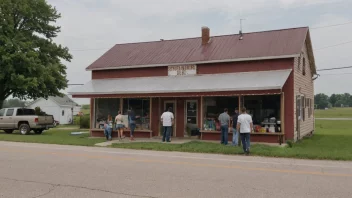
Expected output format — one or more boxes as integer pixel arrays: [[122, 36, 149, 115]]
[[315, 93, 352, 109]]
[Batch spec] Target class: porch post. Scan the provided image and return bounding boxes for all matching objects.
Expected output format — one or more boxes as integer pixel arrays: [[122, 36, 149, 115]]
[[119, 98, 123, 113], [150, 97, 152, 138], [90, 98, 94, 136], [281, 92, 285, 134], [200, 96, 203, 132]]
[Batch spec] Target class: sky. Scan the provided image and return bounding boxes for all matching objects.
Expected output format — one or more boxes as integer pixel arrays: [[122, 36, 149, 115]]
[[47, 0, 352, 104]]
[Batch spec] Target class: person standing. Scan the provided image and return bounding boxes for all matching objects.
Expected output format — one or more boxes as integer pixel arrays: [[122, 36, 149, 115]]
[[232, 108, 239, 146], [128, 109, 137, 141], [161, 107, 174, 142], [237, 107, 253, 155], [218, 108, 230, 145], [115, 110, 125, 140]]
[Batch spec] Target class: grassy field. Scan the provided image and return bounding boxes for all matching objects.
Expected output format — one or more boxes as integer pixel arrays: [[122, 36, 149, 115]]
[[0, 129, 104, 146], [112, 120, 352, 161], [314, 108, 352, 118]]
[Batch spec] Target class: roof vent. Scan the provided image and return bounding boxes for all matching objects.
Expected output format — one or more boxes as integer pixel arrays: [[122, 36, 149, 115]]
[[201, 26, 210, 45]]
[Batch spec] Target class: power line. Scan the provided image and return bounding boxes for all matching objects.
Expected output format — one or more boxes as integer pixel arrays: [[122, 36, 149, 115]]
[[315, 40, 352, 51], [311, 21, 352, 29], [320, 72, 352, 76], [317, 66, 352, 71]]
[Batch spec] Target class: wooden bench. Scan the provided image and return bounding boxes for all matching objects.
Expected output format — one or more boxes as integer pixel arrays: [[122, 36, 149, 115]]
[[250, 132, 285, 145], [199, 130, 285, 145]]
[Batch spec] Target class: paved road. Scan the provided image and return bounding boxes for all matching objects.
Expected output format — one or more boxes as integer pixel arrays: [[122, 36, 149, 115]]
[[0, 142, 352, 198]]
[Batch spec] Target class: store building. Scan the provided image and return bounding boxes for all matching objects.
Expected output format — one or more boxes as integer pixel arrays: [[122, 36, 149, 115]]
[[70, 26, 317, 144]]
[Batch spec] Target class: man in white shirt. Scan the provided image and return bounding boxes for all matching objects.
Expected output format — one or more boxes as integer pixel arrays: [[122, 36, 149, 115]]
[[161, 107, 174, 142], [237, 107, 253, 155]]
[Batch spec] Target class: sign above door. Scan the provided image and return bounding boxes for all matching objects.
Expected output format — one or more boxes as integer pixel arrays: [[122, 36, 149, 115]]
[[168, 65, 197, 76]]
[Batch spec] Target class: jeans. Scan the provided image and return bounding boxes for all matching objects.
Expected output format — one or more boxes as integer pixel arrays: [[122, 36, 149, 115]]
[[240, 133, 251, 152], [104, 127, 112, 140], [162, 126, 172, 142], [232, 128, 239, 146], [220, 125, 229, 145], [129, 123, 136, 137]]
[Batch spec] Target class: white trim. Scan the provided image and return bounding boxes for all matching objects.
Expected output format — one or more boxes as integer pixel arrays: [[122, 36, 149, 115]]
[[86, 54, 299, 71], [70, 86, 282, 96]]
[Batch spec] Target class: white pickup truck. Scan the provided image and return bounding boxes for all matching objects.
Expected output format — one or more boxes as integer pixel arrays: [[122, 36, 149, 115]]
[[0, 108, 54, 135]]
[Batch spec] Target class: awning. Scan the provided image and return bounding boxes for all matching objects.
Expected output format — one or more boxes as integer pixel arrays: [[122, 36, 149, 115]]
[[69, 69, 292, 96]]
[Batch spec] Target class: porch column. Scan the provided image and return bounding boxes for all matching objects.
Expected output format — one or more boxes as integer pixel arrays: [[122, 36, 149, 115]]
[[281, 92, 285, 135], [200, 96, 203, 131], [149, 97, 152, 138]]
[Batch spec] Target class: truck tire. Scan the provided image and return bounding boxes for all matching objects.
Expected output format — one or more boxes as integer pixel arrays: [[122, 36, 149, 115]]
[[4, 130, 13, 134], [19, 124, 30, 135], [34, 129, 44, 134]]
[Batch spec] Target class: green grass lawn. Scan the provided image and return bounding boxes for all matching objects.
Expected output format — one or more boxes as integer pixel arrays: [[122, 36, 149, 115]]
[[112, 120, 352, 161], [0, 129, 104, 146], [315, 108, 352, 118], [55, 124, 80, 129]]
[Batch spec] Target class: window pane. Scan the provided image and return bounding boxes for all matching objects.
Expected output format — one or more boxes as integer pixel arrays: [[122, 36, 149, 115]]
[[202, 97, 238, 131], [0, 109, 4, 116], [95, 98, 121, 129], [123, 98, 150, 130], [6, 109, 14, 116]]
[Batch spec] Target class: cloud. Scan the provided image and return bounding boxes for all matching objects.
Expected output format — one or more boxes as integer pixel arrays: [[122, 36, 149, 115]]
[[46, 0, 352, 104]]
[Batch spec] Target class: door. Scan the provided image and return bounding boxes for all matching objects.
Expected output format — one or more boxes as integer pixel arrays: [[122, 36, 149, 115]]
[[185, 100, 198, 136], [162, 100, 176, 137], [3, 109, 15, 129]]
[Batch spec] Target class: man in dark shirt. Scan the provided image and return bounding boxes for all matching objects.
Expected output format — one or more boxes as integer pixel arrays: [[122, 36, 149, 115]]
[[232, 108, 239, 146]]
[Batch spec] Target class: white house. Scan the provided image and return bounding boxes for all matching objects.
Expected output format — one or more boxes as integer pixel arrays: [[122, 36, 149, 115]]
[[27, 95, 81, 125]]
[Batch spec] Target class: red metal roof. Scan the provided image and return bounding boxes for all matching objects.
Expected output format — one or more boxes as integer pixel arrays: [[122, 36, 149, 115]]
[[86, 27, 309, 70]]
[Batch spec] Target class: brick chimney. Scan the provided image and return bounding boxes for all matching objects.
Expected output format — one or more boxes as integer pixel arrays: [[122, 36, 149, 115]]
[[201, 26, 210, 45]]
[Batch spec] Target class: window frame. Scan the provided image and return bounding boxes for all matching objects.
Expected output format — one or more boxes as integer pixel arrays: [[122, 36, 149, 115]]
[[302, 57, 306, 76], [0, 109, 5, 117], [6, 109, 14, 116]]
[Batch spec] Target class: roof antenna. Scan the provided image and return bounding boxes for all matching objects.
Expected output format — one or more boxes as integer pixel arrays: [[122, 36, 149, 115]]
[[239, 18, 245, 40]]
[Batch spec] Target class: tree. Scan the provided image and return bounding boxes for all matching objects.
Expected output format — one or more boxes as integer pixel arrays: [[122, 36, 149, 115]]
[[34, 106, 46, 115], [2, 98, 26, 108], [329, 94, 338, 107], [314, 93, 329, 109], [0, 0, 72, 109]]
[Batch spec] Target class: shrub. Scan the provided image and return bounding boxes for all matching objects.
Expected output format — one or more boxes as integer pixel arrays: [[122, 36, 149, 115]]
[[79, 115, 90, 129]]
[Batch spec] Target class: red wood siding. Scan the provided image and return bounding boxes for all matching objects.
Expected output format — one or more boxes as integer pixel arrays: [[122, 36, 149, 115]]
[[151, 98, 160, 137], [176, 99, 185, 137], [92, 66, 167, 79], [197, 59, 293, 74], [282, 72, 295, 140]]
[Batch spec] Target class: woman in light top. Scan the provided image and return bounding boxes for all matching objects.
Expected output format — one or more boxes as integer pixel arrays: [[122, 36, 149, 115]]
[[115, 111, 125, 140], [104, 115, 113, 141]]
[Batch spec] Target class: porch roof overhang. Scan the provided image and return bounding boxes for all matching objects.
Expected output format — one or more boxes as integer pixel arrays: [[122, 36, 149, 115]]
[[69, 69, 292, 98]]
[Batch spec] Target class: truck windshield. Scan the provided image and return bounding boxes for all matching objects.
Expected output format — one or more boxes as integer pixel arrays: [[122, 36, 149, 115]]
[[17, 108, 36, 116]]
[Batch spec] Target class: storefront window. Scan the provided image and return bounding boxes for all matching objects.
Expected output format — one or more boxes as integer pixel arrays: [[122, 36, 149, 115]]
[[123, 98, 150, 130], [94, 98, 120, 129], [244, 95, 281, 133], [202, 97, 238, 131]]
